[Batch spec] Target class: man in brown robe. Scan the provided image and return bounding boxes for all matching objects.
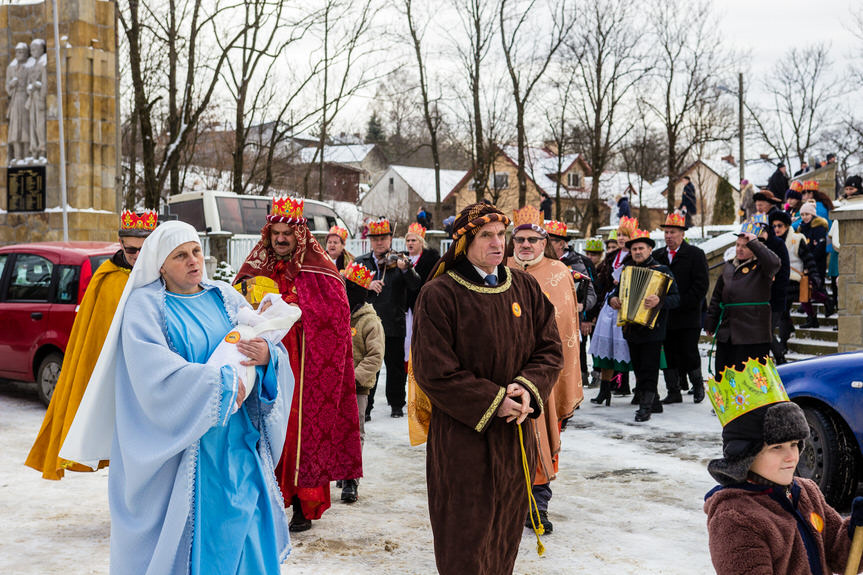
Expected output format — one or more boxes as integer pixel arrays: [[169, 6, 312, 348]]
[[412, 202, 563, 575]]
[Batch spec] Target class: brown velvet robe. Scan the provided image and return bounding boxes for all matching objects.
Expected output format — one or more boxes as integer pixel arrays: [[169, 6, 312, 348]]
[[412, 260, 563, 575]]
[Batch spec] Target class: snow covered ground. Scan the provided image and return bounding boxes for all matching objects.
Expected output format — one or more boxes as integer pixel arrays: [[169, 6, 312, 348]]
[[0, 365, 725, 575]]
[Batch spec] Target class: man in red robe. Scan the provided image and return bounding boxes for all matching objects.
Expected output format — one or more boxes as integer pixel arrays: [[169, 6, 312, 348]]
[[235, 196, 362, 532]]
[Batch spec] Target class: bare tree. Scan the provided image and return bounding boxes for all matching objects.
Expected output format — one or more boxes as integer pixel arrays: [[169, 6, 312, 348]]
[[567, 0, 650, 234], [747, 43, 840, 165], [619, 102, 666, 226], [543, 74, 576, 220], [498, 0, 573, 208]]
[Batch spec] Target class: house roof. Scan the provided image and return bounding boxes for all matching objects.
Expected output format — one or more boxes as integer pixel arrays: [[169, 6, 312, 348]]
[[298, 144, 378, 165], [389, 165, 468, 204]]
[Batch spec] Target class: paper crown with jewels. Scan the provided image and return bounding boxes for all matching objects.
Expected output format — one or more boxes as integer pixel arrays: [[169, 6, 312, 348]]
[[368, 219, 393, 236], [267, 196, 306, 224], [512, 205, 543, 230], [739, 216, 767, 236], [662, 212, 687, 229], [342, 261, 374, 289], [406, 222, 426, 238], [790, 180, 804, 192], [617, 216, 639, 238], [584, 237, 604, 252], [707, 357, 789, 427], [119, 210, 158, 237], [327, 225, 348, 242], [803, 180, 819, 191], [544, 220, 567, 238]]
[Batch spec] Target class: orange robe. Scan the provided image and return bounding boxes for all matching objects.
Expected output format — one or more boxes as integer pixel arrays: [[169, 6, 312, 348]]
[[25, 258, 129, 479], [508, 256, 582, 484]]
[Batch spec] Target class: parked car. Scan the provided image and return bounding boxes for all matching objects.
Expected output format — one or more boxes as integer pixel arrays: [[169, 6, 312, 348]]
[[0, 242, 118, 406], [778, 352, 863, 509]]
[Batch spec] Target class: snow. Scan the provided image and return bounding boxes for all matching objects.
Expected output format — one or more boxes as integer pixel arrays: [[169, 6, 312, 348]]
[[44, 205, 114, 214], [389, 165, 467, 204], [298, 144, 378, 165], [2, 351, 729, 574]]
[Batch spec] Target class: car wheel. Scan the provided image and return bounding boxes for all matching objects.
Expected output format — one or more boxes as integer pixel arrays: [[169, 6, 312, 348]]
[[36, 352, 62, 407], [797, 405, 858, 509]]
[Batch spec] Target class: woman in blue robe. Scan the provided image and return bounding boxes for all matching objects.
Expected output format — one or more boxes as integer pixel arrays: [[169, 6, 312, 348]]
[[66, 222, 292, 575]]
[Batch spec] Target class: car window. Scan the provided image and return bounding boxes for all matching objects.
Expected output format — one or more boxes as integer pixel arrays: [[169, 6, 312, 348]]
[[0, 254, 7, 281], [55, 265, 80, 304], [90, 255, 111, 271], [216, 197, 243, 234], [8, 254, 53, 301], [170, 199, 206, 231], [241, 198, 269, 234]]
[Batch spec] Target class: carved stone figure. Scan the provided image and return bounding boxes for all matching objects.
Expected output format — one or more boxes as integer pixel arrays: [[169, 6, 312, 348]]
[[26, 38, 47, 160], [5, 42, 30, 163]]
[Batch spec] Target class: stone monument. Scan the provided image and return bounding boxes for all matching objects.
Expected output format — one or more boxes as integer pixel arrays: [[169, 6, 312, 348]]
[[0, 0, 119, 243]]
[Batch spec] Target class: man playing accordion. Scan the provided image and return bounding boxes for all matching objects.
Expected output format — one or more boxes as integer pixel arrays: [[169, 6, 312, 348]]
[[609, 230, 680, 422]]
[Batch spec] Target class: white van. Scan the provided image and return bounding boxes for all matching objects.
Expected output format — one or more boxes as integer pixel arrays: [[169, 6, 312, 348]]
[[166, 190, 350, 238]]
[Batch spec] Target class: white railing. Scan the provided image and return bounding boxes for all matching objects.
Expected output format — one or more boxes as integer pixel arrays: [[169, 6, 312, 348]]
[[228, 236, 260, 271], [439, 239, 452, 253]]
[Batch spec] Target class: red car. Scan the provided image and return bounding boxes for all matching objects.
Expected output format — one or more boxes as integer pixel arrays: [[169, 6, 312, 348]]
[[0, 241, 118, 406]]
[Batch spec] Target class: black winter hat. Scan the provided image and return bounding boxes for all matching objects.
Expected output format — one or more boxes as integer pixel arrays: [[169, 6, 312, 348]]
[[769, 211, 792, 227], [845, 175, 862, 190], [785, 189, 803, 201], [707, 402, 809, 486]]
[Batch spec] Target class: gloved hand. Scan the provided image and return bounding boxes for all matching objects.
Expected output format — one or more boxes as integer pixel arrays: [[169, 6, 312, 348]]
[[848, 496, 863, 539]]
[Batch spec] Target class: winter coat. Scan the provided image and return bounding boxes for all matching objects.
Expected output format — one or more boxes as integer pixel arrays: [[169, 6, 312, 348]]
[[652, 241, 709, 330], [407, 247, 440, 311], [354, 251, 422, 337], [616, 196, 631, 219], [763, 222, 790, 313], [704, 477, 860, 575], [540, 195, 552, 220], [798, 216, 830, 277], [351, 303, 385, 395], [705, 238, 781, 345], [679, 183, 698, 215], [783, 230, 820, 286], [560, 248, 597, 315], [611, 256, 680, 344], [767, 168, 789, 200]]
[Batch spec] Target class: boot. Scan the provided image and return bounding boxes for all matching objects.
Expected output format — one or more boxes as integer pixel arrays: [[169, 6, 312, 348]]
[[662, 390, 683, 404], [590, 380, 612, 406], [613, 372, 631, 396], [525, 509, 554, 534], [635, 391, 655, 422], [630, 388, 641, 405], [289, 498, 312, 532], [824, 297, 835, 318], [341, 479, 358, 504], [689, 369, 705, 404], [582, 371, 594, 388], [651, 392, 663, 413], [661, 369, 682, 404], [800, 315, 819, 329]]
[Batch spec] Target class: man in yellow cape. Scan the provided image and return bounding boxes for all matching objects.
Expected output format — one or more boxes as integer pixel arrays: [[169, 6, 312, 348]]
[[25, 210, 156, 479]]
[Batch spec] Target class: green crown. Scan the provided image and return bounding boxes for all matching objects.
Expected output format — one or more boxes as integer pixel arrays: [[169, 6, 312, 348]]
[[585, 237, 604, 252], [707, 357, 789, 427]]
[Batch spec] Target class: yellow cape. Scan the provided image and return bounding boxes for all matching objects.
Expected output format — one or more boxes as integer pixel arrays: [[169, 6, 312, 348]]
[[25, 259, 130, 479]]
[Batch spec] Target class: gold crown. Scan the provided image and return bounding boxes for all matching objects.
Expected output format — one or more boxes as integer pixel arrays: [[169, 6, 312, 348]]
[[662, 212, 686, 228], [512, 205, 543, 229], [342, 261, 374, 289], [270, 196, 305, 222], [630, 228, 650, 241], [120, 210, 158, 232], [790, 180, 804, 192], [368, 219, 392, 236], [407, 222, 426, 238], [328, 225, 348, 242], [544, 220, 567, 237], [803, 180, 819, 191], [617, 216, 639, 237], [707, 357, 789, 427]]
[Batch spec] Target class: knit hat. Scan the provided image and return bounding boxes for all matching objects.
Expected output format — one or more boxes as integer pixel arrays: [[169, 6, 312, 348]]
[[845, 175, 862, 191], [800, 201, 817, 216], [784, 189, 802, 201], [429, 202, 510, 279], [706, 358, 809, 486]]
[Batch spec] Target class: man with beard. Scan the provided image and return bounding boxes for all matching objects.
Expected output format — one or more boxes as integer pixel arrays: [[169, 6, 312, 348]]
[[412, 202, 562, 575], [234, 196, 362, 532], [325, 225, 353, 271], [654, 213, 709, 404], [26, 210, 155, 479]]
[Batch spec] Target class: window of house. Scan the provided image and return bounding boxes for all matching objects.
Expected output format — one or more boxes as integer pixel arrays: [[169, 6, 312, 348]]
[[388, 177, 394, 193], [567, 172, 581, 187], [493, 173, 509, 190]]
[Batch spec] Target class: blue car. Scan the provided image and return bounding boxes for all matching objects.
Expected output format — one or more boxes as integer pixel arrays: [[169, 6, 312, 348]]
[[778, 351, 863, 509]]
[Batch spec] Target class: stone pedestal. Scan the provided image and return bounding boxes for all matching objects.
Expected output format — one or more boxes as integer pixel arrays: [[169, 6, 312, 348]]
[[0, 0, 118, 244], [829, 197, 863, 352]]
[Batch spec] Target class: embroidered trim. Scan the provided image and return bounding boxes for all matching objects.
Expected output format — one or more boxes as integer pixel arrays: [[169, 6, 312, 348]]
[[515, 376, 544, 415], [475, 387, 506, 432], [446, 267, 513, 294]]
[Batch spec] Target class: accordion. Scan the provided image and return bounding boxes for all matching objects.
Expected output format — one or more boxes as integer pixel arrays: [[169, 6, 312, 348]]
[[616, 266, 673, 329]]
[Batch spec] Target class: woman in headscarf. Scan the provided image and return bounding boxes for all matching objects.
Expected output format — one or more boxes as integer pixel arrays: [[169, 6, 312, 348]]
[[61, 221, 293, 575]]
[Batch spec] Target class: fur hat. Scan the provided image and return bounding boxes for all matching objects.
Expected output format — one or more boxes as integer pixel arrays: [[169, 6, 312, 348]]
[[768, 211, 792, 227], [785, 189, 802, 201]]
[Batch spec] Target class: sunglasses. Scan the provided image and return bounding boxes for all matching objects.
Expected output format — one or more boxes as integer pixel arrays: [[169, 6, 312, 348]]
[[122, 244, 141, 255], [513, 236, 544, 244]]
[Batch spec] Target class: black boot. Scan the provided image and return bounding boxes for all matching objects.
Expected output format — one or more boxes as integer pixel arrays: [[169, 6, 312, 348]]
[[635, 391, 655, 422], [661, 369, 682, 404], [613, 372, 631, 396], [824, 297, 835, 318], [341, 479, 358, 503], [525, 509, 553, 534], [651, 392, 663, 413], [689, 369, 705, 403], [801, 310, 819, 329], [289, 498, 312, 532], [630, 389, 641, 405], [590, 380, 612, 406]]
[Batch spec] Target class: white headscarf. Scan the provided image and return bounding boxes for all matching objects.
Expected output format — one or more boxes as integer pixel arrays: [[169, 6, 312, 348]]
[[60, 221, 203, 467]]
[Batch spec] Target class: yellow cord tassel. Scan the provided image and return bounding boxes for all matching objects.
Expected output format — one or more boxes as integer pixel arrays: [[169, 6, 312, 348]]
[[518, 422, 545, 556]]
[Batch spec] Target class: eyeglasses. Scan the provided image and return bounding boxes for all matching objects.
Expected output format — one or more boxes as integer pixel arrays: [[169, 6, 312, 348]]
[[121, 244, 141, 255], [513, 236, 544, 244]]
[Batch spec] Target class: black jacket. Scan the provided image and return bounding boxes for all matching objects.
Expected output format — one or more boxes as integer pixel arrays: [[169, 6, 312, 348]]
[[680, 183, 698, 215], [407, 247, 440, 311], [354, 251, 422, 337], [798, 217, 829, 277], [761, 209, 790, 311], [560, 248, 597, 316], [617, 196, 631, 218], [652, 241, 709, 330], [768, 168, 789, 199], [611, 256, 680, 343]]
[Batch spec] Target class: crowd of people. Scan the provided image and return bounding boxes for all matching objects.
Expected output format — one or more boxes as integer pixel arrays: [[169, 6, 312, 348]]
[[19, 178, 863, 573]]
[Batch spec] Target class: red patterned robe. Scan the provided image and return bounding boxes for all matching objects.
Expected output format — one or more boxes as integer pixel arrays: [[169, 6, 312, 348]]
[[236, 223, 362, 519]]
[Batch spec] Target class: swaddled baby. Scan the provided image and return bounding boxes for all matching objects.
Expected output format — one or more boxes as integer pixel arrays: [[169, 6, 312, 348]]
[[206, 292, 301, 411]]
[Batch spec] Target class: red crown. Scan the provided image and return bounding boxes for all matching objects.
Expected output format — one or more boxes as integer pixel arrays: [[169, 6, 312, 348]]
[[342, 261, 374, 289], [803, 180, 819, 191], [368, 219, 392, 236], [662, 212, 687, 228], [630, 229, 650, 241], [269, 196, 305, 223], [789, 180, 804, 192], [120, 210, 158, 232], [407, 222, 426, 238], [544, 220, 567, 237], [617, 215, 639, 237], [328, 225, 348, 242]]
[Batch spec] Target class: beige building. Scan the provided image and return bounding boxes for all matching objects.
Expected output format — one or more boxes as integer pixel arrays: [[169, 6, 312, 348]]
[[672, 158, 740, 226]]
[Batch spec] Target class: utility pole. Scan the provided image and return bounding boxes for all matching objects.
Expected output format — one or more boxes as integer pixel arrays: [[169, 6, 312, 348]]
[[738, 72, 744, 182]]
